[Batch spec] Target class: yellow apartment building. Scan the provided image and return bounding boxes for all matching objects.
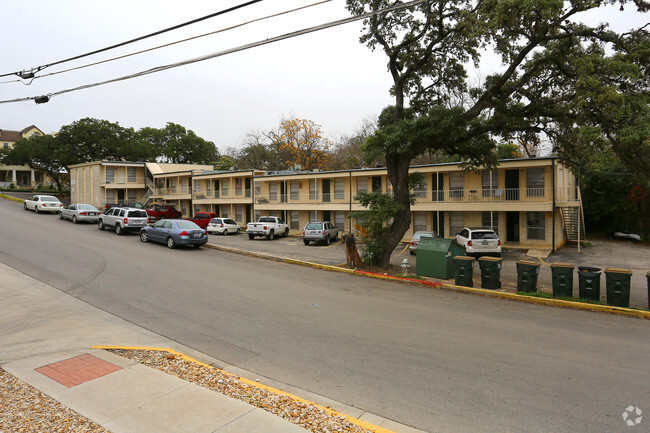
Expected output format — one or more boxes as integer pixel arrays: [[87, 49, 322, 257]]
[[0, 125, 54, 188]]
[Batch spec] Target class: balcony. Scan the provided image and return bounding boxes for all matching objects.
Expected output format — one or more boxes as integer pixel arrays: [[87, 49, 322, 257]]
[[103, 176, 145, 187]]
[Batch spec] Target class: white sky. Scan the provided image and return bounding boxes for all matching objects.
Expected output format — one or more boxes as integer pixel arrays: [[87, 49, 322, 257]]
[[1, 1, 647, 153]]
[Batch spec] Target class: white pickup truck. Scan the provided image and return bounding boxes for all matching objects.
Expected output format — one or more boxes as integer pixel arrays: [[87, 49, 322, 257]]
[[246, 216, 289, 240]]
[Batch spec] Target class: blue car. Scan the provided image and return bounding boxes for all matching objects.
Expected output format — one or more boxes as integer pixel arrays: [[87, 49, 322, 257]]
[[139, 219, 207, 249]]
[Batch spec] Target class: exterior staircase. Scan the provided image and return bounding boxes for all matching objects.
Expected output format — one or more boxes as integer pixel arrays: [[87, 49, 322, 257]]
[[144, 178, 156, 206], [560, 206, 586, 243]]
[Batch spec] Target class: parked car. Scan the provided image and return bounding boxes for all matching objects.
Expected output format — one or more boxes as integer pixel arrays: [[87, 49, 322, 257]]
[[302, 221, 338, 245], [139, 219, 208, 249], [23, 195, 64, 213], [98, 207, 149, 235], [59, 203, 100, 223], [146, 202, 182, 221], [246, 216, 290, 240], [185, 212, 218, 229], [409, 231, 437, 255], [104, 201, 145, 211], [456, 227, 501, 257], [207, 217, 240, 235]]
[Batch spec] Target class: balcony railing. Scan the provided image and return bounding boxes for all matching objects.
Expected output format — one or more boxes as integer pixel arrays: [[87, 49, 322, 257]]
[[104, 176, 145, 185]]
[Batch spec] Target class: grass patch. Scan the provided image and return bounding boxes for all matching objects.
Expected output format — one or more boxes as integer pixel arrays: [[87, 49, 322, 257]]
[[516, 291, 603, 305], [0, 194, 25, 204]]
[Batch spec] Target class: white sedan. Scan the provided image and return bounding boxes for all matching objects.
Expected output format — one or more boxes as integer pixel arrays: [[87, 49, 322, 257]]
[[59, 203, 101, 223], [23, 195, 64, 213]]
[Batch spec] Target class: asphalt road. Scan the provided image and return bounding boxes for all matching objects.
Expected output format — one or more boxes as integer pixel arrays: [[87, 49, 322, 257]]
[[1, 198, 649, 433]]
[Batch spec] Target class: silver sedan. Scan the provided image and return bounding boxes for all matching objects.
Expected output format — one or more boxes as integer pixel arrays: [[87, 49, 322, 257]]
[[59, 203, 101, 223]]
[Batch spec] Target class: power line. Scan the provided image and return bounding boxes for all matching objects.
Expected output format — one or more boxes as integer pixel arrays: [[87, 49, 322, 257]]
[[0, 0, 263, 80], [0, 0, 427, 105], [6, 0, 331, 86]]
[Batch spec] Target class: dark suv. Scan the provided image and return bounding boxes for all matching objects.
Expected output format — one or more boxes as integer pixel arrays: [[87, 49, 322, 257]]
[[98, 207, 149, 235]]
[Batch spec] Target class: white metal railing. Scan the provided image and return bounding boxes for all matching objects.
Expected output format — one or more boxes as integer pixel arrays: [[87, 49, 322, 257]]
[[104, 176, 145, 185]]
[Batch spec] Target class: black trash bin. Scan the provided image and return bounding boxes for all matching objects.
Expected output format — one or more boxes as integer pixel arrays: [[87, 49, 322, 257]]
[[605, 268, 632, 308], [453, 256, 475, 287], [516, 260, 540, 292], [550, 263, 574, 298], [479, 256, 502, 290], [578, 266, 601, 301]]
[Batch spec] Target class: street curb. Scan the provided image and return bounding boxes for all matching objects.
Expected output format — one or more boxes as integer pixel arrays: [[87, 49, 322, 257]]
[[204, 243, 650, 320], [0, 194, 25, 204], [92, 345, 396, 433]]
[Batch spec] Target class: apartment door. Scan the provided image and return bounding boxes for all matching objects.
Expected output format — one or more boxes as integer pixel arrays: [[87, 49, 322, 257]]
[[323, 210, 331, 222], [432, 173, 444, 201], [435, 211, 445, 237], [245, 205, 251, 224], [245, 178, 251, 198], [117, 190, 125, 202], [505, 170, 519, 200], [280, 182, 286, 203], [506, 211, 520, 243], [372, 176, 382, 192], [322, 179, 331, 202]]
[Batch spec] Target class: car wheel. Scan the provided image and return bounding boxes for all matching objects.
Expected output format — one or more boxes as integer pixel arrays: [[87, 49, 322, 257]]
[[34, 206, 39, 214], [283, 228, 289, 237], [23, 203, 28, 210], [98, 220, 105, 230], [303, 240, 309, 245], [223, 229, 228, 235], [115, 224, 123, 235], [325, 237, 330, 246], [248, 234, 255, 240], [72, 215, 78, 224], [59, 212, 64, 220], [267, 230, 274, 240], [236, 228, 240, 234], [333, 233, 338, 241], [193, 244, 202, 249], [410, 251, 415, 255], [140, 231, 148, 242], [167, 237, 176, 249]]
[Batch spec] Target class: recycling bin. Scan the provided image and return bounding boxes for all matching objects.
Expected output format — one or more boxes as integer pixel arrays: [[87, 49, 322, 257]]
[[605, 268, 632, 308], [550, 263, 574, 298], [516, 260, 540, 292], [578, 266, 601, 301], [479, 256, 502, 290], [453, 256, 475, 287], [415, 237, 466, 279]]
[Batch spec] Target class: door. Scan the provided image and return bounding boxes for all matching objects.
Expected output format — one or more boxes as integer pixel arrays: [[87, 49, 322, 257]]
[[372, 176, 382, 192], [117, 190, 125, 202], [280, 182, 286, 203], [245, 178, 251, 198], [323, 210, 331, 222], [505, 169, 519, 200], [436, 211, 445, 237], [506, 212, 520, 243], [245, 205, 251, 224], [322, 179, 331, 202], [432, 173, 444, 201]]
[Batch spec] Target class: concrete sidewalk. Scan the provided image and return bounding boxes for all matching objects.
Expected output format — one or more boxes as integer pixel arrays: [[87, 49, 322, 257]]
[[0, 262, 306, 433]]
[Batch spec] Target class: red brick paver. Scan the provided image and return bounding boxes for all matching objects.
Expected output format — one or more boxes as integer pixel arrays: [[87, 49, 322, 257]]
[[35, 353, 122, 388]]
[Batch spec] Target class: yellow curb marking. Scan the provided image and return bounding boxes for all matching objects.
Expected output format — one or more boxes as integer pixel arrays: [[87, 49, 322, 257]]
[[537, 256, 549, 266], [92, 345, 395, 433], [395, 243, 409, 257]]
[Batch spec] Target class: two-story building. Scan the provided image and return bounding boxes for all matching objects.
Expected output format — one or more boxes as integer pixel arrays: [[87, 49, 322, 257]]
[[0, 125, 53, 188]]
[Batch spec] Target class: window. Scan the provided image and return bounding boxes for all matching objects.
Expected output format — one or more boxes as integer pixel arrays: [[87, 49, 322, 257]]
[[254, 182, 261, 196], [181, 203, 187, 216], [309, 210, 317, 221], [449, 172, 464, 199], [356, 177, 367, 194], [334, 178, 344, 200], [214, 180, 220, 198], [206, 181, 212, 196], [235, 205, 242, 221], [414, 175, 427, 198], [105, 167, 115, 183], [222, 206, 229, 217], [372, 176, 382, 192], [482, 211, 498, 233], [128, 190, 137, 201], [482, 170, 498, 197], [3, 143, 8, 148], [181, 178, 188, 193], [194, 204, 200, 214], [413, 212, 427, 232], [290, 210, 300, 229], [194, 180, 200, 192], [269, 182, 278, 201], [235, 178, 242, 195], [221, 179, 229, 196], [290, 180, 299, 200], [309, 179, 318, 200], [334, 211, 345, 229], [526, 168, 545, 197], [127, 167, 137, 182], [449, 211, 465, 236], [527, 212, 545, 240]]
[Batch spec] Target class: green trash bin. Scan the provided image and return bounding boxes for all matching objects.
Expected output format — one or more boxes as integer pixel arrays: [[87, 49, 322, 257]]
[[578, 266, 601, 301], [415, 237, 466, 279], [605, 268, 632, 308], [550, 263, 574, 298], [453, 256, 475, 287], [516, 260, 540, 292], [479, 256, 502, 290]]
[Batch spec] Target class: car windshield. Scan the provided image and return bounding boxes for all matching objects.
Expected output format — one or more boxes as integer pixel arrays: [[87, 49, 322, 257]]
[[78, 204, 97, 211], [413, 232, 435, 240], [472, 231, 498, 240], [127, 210, 148, 218], [41, 196, 59, 202], [259, 217, 276, 223], [209, 219, 220, 224], [305, 223, 322, 230], [176, 221, 201, 230]]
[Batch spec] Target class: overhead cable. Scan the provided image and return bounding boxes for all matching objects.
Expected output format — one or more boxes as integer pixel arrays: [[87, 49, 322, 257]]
[[0, 0, 263, 79], [0, 0, 427, 105]]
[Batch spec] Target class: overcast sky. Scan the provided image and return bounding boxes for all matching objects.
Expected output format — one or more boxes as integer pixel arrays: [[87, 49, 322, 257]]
[[1, 1, 646, 153]]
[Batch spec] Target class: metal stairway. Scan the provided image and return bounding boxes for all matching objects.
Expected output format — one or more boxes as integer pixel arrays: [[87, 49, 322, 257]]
[[560, 206, 586, 243]]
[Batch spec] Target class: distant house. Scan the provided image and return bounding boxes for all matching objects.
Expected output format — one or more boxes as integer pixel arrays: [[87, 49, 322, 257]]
[[0, 125, 54, 188]]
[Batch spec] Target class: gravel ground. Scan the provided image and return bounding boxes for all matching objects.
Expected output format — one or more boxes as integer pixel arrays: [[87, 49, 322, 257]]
[[109, 349, 373, 433], [0, 368, 110, 433]]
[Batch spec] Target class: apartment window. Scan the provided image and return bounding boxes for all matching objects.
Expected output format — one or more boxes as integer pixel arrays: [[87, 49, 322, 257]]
[[194, 180, 200, 192], [181, 178, 188, 193], [449, 172, 464, 198], [290, 210, 300, 229], [127, 190, 137, 201], [449, 211, 465, 235], [254, 182, 261, 196], [309, 210, 317, 221], [3, 143, 8, 148], [206, 181, 212, 196], [334, 178, 344, 200], [194, 204, 200, 214], [482, 211, 499, 233], [356, 177, 368, 194], [127, 167, 137, 182], [309, 179, 318, 200], [414, 176, 427, 199], [413, 212, 427, 232], [181, 203, 187, 216], [527, 212, 545, 240], [105, 167, 115, 183], [221, 179, 229, 196], [290, 180, 299, 200], [482, 170, 498, 197], [221, 206, 229, 217], [235, 178, 243, 196], [235, 205, 243, 221], [526, 168, 545, 197], [269, 182, 278, 201], [334, 211, 345, 229]]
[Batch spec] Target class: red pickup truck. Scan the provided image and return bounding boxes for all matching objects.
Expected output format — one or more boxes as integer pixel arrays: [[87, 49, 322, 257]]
[[186, 212, 218, 229], [146, 203, 182, 221]]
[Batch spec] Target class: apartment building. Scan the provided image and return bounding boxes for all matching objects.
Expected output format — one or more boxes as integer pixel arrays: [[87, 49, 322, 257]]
[[0, 125, 52, 188]]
